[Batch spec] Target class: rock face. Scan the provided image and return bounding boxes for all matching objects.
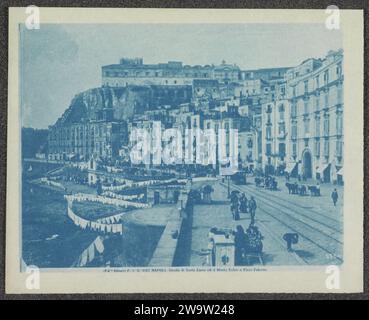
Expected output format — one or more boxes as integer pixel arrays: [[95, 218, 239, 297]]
[[54, 85, 192, 126]]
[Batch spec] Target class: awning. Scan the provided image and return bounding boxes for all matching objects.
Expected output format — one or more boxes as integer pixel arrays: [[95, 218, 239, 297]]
[[337, 167, 344, 176], [316, 163, 330, 174], [285, 162, 297, 174]]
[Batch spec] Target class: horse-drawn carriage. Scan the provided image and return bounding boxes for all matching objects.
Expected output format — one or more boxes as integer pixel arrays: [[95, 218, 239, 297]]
[[231, 171, 247, 185], [285, 182, 320, 196], [255, 176, 278, 190]]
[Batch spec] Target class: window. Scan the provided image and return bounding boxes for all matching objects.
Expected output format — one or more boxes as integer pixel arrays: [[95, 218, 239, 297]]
[[323, 116, 330, 136], [304, 99, 309, 115], [336, 140, 343, 157], [266, 144, 272, 156], [315, 76, 320, 89], [324, 139, 329, 157], [304, 80, 309, 94], [315, 118, 320, 137], [278, 123, 285, 136], [278, 104, 285, 113], [315, 95, 320, 112], [336, 114, 343, 135], [266, 127, 272, 140], [324, 70, 329, 84], [279, 143, 286, 158], [280, 86, 285, 96], [291, 123, 297, 139], [304, 119, 310, 135], [336, 62, 342, 77], [315, 140, 320, 157], [292, 142, 297, 157], [279, 107, 285, 121], [247, 139, 253, 148], [291, 103, 297, 118], [337, 85, 343, 104]]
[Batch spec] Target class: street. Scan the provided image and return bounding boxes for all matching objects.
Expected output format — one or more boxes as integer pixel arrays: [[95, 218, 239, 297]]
[[189, 177, 343, 266]]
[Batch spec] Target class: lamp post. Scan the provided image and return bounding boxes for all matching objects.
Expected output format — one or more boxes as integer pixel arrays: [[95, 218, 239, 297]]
[[227, 175, 230, 199]]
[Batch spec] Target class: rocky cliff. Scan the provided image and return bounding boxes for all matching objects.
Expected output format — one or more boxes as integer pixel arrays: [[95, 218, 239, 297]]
[[54, 85, 192, 127]]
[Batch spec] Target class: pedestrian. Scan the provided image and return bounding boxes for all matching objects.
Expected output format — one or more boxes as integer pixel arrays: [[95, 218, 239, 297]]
[[239, 193, 248, 213], [231, 201, 239, 220], [234, 225, 247, 266], [249, 196, 257, 224], [331, 189, 338, 207], [316, 183, 321, 196]]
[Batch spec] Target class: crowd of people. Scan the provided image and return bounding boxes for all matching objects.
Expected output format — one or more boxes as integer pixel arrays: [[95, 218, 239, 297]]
[[208, 225, 263, 266], [234, 225, 264, 265], [254, 176, 278, 190], [230, 191, 257, 224]]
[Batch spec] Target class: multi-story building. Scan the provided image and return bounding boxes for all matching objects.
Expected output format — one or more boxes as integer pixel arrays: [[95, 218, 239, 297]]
[[261, 49, 344, 183], [48, 119, 128, 160], [240, 67, 290, 82], [102, 58, 240, 87], [261, 99, 289, 175]]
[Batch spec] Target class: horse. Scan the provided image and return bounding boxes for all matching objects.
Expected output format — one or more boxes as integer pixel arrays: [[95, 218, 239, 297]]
[[272, 180, 278, 190], [299, 185, 307, 196], [255, 177, 262, 187], [308, 185, 320, 196], [286, 182, 293, 194]]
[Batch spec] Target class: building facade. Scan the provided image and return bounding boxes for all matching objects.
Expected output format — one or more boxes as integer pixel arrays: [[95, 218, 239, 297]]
[[261, 49, 344, 183], [48, 120, 128, 161], [102, 58, 241, 87]]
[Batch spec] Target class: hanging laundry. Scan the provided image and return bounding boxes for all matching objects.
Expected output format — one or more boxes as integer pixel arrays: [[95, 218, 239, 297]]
[[80, 249, 88, 267], [94, 237, 104, 254], [87, 244, 95, 263]]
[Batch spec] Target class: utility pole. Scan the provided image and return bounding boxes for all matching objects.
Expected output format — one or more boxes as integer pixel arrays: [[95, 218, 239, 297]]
[[227, 175, 230, 198]]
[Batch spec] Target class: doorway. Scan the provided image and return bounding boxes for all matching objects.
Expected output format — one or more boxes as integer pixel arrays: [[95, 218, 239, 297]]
[[302, 150, 312, 179]]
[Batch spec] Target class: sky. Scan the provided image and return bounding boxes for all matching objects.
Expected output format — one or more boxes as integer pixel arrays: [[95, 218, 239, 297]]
[[20, 23, 342, 128]]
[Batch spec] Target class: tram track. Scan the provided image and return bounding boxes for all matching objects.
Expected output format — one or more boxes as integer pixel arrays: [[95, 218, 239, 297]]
[[245, 179, 342, 226], [238, 183, 342, 235], [222, 183, 343, 264]]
